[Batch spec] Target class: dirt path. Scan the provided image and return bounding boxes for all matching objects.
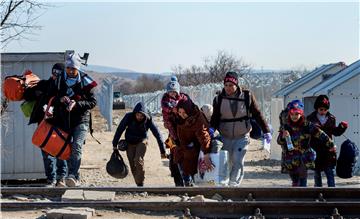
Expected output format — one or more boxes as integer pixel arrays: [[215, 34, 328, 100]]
[[81, 108, 360, 188]]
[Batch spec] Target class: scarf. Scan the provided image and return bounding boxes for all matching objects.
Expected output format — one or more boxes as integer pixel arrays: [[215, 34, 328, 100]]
[[317, 113, 328, 125], [62, 71, 97, 97]]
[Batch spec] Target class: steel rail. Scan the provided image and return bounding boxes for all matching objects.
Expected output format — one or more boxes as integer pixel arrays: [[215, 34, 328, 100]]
[[2, 187, 360, 201], [1, 200, 360, 218]]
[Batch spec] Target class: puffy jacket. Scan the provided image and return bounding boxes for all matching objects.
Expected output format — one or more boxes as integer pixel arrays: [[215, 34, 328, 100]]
[[176, 105, 211, 175], [307, 111, 346, 170], [49, 72, 97, 132], [277, 117, 335, 172], [161, 92, 189, 140]]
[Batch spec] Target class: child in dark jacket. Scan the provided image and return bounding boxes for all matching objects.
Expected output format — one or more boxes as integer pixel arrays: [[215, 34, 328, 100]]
[[306, 95, 348, 187], [277, 100, 336, 187], [112, 102, 167, 186]]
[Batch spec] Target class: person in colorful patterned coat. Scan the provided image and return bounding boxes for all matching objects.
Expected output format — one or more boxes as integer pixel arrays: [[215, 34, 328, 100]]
[[277, 100, 336, 187], [307, 95, 348, 187]]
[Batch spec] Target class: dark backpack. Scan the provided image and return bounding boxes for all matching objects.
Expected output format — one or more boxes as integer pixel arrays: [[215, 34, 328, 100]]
[[216, 90, 263, 140], [336, 139, 359, 179], [106, 149, 129, 179]]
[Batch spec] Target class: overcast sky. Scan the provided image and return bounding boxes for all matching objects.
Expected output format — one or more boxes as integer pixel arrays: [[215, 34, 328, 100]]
[[5, 1, 359, 73]]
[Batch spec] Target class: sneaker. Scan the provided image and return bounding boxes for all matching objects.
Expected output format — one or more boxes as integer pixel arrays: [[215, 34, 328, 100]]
[[229, 181, 239, 187], [56, 179, 66, 187], [44, 180, 56, 187], [65, 176, 80, 187]]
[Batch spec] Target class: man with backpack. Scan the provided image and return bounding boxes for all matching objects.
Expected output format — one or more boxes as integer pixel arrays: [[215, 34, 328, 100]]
[[49, 52, 98, 187], [210, 71, 272, 186], [112, 102, 167, 187]]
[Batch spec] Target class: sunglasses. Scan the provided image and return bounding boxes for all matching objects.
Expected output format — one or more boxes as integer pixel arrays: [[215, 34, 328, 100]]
[[318, 108, 328, 112]]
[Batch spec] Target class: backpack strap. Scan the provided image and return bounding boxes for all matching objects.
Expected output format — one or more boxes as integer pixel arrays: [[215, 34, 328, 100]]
[[216, 89, 251, 127], [89, 111, 101, 144]]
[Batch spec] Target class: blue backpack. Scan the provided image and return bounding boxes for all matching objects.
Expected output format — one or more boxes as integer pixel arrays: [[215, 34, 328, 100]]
[[336, 139, 359, 179]]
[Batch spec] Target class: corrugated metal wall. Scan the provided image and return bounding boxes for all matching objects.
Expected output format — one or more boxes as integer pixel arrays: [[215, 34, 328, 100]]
[[1, 53, 64, 180]]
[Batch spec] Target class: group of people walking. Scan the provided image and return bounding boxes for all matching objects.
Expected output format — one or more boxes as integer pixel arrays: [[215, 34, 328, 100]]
[[277, 96, 348, 187], [112, 71, 273, 187], [27, 57, 348, 188]]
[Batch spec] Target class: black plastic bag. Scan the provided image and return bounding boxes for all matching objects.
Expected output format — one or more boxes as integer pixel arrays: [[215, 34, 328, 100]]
[[106, 149, 128, 179]]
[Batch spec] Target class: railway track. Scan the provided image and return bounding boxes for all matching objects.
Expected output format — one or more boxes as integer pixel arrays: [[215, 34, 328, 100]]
[[1, 187, 360, 218]]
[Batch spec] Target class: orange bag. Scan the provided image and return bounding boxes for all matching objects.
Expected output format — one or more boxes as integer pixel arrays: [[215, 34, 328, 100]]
[[3, 70, 40, 101], [32, 97, 71, 160]]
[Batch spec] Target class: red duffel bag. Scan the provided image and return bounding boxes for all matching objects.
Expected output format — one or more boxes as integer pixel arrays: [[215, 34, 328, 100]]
[[32, 97, 72, 160], [3, 70, 40, 101]]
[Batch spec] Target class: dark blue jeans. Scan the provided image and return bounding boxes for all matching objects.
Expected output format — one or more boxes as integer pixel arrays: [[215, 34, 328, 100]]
[[41, 150, 67, 182], [67, 123, 89, 180], [314, 167, 335, 187]]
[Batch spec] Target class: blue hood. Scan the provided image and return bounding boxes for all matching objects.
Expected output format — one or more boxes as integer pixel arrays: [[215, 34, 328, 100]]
[[133, 102, 150, 119]]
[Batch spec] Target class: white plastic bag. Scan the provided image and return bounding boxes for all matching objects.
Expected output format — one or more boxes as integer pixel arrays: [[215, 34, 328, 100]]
[[194, 150, 229, 186]]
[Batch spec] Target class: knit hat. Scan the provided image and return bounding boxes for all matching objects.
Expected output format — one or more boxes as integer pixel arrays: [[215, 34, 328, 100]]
[[314, 95, 330, 110], [224, 71, 238, 85], [201, 104, 213, 122], [177, 98, 194, 116], [65, 53, 82, 70], [52, 63, 64, 76], [166, 76, 180, 94], [287, 99, 304, 115]]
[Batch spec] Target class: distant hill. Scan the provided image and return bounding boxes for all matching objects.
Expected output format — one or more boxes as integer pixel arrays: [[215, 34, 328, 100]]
[[83, 65, 135, 73], [83, 64, 164, 80]]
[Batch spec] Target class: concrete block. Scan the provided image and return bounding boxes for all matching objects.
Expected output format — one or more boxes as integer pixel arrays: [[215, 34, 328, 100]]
[[83, 190, 115, 201], [47, 207, 95, 219], [62, 189, 84, 201]]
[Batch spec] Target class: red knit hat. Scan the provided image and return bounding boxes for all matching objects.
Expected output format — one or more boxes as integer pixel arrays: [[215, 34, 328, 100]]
[[224, 71, 238, 85]]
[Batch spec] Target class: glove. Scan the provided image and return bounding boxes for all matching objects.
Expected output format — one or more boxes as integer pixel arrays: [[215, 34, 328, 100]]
[[340, 121, 348, 129], [209, 127, 215, 138], [263, 132, 272, 144]]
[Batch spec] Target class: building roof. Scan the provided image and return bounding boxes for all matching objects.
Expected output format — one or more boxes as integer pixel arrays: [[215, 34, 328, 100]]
[[303, 59, 360, 97], [273, 62, 345, 97], [1, 52, 64, 62]]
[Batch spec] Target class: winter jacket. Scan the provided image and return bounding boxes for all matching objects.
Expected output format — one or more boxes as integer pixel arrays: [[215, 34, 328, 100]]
[[277, 117, 335, 172], [307, 111, 346, 170], [49, 72, 97, 132], [112, 102, 166, 154], [176, 105, 211, 176], [23, 78, 59, 125], [210, 87, 270, 139], [161, 92, 189, 141]]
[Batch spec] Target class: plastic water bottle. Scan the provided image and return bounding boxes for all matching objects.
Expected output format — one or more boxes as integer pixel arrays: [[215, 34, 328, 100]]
[[285, 135, 294, 151]]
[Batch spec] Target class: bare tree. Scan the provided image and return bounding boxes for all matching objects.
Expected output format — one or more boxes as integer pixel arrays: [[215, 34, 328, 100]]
[[1, 0, 48, 48], [204, 50, 251, 83], [173, 64, 208, 86], [172, 50, 252, 86], [133, 75, 164, 94]]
